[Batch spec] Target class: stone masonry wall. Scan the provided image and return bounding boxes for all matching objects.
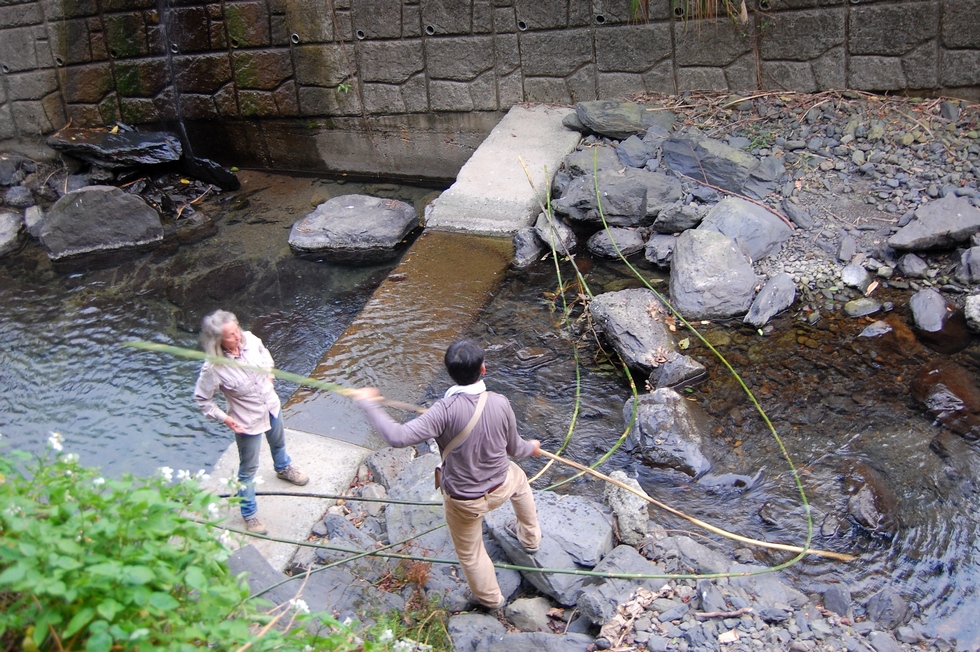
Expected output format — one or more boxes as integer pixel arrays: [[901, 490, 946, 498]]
[[0, 0, 978, 175]]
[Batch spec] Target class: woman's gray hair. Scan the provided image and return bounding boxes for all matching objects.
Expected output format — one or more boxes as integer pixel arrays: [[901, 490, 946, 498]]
[[200, 309, 238, 357]]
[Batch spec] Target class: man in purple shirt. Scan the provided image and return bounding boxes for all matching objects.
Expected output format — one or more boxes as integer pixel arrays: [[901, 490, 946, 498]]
[[352, 338, 542, 610]]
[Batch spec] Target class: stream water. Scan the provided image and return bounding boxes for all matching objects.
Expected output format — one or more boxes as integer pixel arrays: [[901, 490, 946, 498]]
[[2, 172, 979, 646]]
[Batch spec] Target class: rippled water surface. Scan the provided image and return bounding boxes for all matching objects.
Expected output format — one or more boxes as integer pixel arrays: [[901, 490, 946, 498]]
[[0, 171, 438, 476], [3, 172, 979, 646]]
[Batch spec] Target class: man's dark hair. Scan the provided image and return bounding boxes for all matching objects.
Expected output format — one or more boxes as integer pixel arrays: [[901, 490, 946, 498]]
[[444, 339, 484, 385]]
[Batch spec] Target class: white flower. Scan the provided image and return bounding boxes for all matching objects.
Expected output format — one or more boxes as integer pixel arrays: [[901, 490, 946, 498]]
[[195, 469, 210, 481], [378, 629, 394, 643], [47, 432, 63, 452], [65, 470, 72, 476], [218, 530, 234, 550], [342, 617, 353, 627], [159, 466, 174, 482], [207, 503, 220, 518], [93, 477, 105, 486], [64, 453, 79, 464], [177, 469, 191, 481], [289, 598, 310, 614], [253, 476, 264, 485]]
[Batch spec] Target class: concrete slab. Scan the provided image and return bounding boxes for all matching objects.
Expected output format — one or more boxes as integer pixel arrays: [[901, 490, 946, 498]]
[[282, 231, 513, 449], [202, 427, 371, 573], [424, 104, 581, 235]]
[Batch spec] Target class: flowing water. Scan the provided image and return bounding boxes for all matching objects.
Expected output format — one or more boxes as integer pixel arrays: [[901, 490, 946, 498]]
[[2, 173, 979, 646]]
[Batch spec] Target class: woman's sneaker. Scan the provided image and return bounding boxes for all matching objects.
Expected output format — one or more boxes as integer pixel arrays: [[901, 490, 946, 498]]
[[244, 516, 268, 535], [276, 465, 309, 486]]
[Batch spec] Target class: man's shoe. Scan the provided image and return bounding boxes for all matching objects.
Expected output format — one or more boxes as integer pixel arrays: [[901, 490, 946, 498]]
[[472, 598, 506, 615], [276, 465, 309, 486], [505, 519, 539, 554], [244, 516, 268, 535]]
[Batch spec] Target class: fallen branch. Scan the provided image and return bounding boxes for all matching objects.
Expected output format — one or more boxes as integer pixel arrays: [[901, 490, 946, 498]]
[[695, 607, 754, 620]]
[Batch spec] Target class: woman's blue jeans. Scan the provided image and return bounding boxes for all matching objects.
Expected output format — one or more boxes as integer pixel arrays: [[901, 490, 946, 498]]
[[235, 411, 291, 519]]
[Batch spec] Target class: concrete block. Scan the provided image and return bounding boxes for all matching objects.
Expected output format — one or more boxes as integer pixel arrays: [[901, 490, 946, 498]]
[[849, 3, 938, 56], [426, 35, 494, 81]]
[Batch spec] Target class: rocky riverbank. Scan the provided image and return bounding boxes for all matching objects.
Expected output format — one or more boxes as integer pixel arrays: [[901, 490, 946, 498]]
[[228, 92, 980, 652]]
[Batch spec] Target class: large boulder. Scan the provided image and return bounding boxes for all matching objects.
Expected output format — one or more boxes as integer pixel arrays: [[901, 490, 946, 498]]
[[887, 195, 980, 251], [698, 196, 792, 262], [588, 288, 676, 375], [669, 229, 759, 320], [911, 362, 980, 439], [288, 194, 420, 265], [38, 186, 164, 270], [624, 388, 712, 478], [573, 100, 676, 140]]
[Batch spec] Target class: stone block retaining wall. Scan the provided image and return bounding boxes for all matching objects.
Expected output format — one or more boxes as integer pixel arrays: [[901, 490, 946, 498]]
[[0, 0, 977, 176]]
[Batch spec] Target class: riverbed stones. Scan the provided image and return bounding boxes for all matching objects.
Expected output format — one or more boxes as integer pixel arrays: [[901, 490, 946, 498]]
[[586, 226, 645, 258], [624, 388, 712, 478], [910, 362, 980, 439], [662, 128, 783, 199], [603, 470, 651, 547], [744, 272, 796, 327], [288, 194, 420, 265], [38, 185, 164, 269], [909, 288, 949, 331]]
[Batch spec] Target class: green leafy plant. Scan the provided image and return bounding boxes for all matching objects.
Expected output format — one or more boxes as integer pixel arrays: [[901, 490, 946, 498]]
[[0, 434, 361, 652], [338, 81, 352, 95]]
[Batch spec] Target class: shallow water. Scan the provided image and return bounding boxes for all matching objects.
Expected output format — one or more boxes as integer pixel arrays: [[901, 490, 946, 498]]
[[0, 171, 437, 475], [2, 172, 979, 646]]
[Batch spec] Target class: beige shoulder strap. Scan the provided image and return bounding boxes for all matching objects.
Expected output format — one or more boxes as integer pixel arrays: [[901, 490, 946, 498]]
[[441, 392, 488, 461]]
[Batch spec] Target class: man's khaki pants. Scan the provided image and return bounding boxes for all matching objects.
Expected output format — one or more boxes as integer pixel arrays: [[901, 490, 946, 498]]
[[443, 461, 541, 608]]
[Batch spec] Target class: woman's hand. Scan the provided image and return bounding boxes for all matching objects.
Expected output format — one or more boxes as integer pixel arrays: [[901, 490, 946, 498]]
[[224, 416, 245, 434]]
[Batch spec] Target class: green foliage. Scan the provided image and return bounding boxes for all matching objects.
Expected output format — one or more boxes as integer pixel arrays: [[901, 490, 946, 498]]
[[0, 438, 362, 651]]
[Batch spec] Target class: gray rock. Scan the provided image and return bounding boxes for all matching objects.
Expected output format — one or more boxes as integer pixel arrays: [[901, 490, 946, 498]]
[[588, 288, 677, 374], [651, 201, 704, 234], [965, 293, 980, 333], [659, 535, 730, 574], [288, 194, 420, 265], [698, 197, 792, 260], [865, 587, 910, 629], [838, 234, 858, 262], [860, 320, 893, 337], [23, 205, 44, 238], [841, 262, 873, 292], [0, 210, 23, 257], [4, 185, 34, 208], [617, 134, 659, 168], [513, 226, 543, 268], [954, 246, 980, 284], [365, 446, 417, 490], [909, 288, 947, 332], [46, 128, 183, 169], [575, 100, 676, 140], [669, 229, 759, 320], [744, 272, 796, 327], [39, 186, 163, 270], [823, 585, 852, 617], [844, 297, 882, 317], [897, 252, 929, 278], [313, 514, 394, 583], [504, 596, 553, 633], [888, 195, 980, 251], [662, 129, 778, 199], [586, 227, 646, 259], [624, 388, 712, 478], [644, 233, 676, 268], [603, 471, 651, 547], [648, 352, 707, 389], [533, 212, 577, 254], [781, 201, 814, 229]]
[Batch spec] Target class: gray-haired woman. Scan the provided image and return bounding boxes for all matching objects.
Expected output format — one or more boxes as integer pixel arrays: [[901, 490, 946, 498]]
[[193, 309, 308, 534]]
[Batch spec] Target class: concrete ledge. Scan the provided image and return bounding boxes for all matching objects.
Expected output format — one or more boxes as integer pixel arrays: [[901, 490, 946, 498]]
[[424, 104, 582, 236], [203, 427, 371, 573]]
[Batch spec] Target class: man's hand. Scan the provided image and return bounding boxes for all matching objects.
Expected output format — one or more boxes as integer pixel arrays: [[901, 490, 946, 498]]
[[529, 440, 542, 457], [349, 387, 382, 402], [224, 416, 244, 434]]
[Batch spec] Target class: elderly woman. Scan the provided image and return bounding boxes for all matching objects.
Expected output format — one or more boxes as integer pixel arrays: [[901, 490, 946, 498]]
[[193, 309, 308, 534]]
